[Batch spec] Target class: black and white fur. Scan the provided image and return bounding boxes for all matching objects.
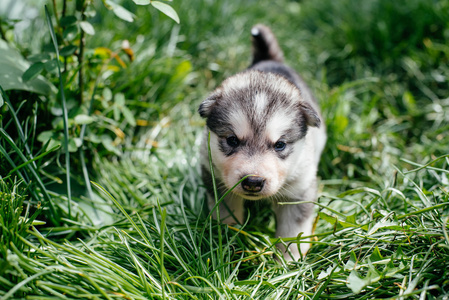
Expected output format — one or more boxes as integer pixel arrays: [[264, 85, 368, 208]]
[[199, 25, 326, 261]]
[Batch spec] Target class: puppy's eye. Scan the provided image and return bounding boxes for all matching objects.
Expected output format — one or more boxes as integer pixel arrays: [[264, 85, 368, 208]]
[[274, 141, 286, 151], [226, 135, 240, 147]]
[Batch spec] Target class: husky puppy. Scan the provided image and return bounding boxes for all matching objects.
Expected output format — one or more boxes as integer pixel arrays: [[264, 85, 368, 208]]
[[199, 25, 326, 260]]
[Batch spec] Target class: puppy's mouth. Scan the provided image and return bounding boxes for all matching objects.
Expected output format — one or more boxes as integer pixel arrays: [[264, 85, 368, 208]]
[[243, 194, 265, 200], [245, 193, 258, 196], [234, 191, 266, 201]]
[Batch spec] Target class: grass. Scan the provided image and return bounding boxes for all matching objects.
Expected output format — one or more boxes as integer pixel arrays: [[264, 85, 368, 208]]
[[1, 0, 449, 298]]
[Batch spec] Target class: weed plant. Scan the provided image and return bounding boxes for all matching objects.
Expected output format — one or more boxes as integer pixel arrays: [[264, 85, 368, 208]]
[[1, 0, 449, 298]]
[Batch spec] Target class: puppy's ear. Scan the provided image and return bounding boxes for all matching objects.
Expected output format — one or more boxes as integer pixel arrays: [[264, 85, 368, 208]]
[[198, 89, 222, 118], [299, 102, 321, 128]]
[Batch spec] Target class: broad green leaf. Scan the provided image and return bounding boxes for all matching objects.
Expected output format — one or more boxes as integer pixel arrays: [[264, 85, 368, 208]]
[[51, 105, 63, 116], [115, 92, 125, 106], [47, 138, 62, 151], [106, 0, 134, 22], [344, 251, 358, 271], [113, 105, 120, 121], [51, 116, 63, 129], [103, 87, 113, 101], [346, 213, 357, 224], [60, 45, 77, 57], [80, 21, 95, 35], [367, 220, 406, 235], [319, 212, 366, 230], [384, 260, 405, 277], [370, 246, 383, 262], [122, 106, 136, 126], [63, 25, 79, 41], [151, 1, 180, 23], [319, 212, 337, 225], [74, 114, 94, 125], [113, 5, 134, 22], [22, 62, 44, 82], [27, 53, 51, 63], [37, 131, 54, 143], [44, 59, 58, 73], [74, 138, 82, 148], [68, 138, 78, 152], [101, 135, 121, 155], [347, 271, 366, 294], [87, 133, 101, 144], [317, 264, 340, 280], [393, 245, 405, 260], [347, 262, 382, 294], [60, 15, 77, 27], [133, 0, 150, 4], [37, 131, 62, 151]]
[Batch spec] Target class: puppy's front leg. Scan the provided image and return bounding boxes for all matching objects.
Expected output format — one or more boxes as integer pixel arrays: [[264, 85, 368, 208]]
[[275, 201, 314, 261], [208, 193, 244, 225]]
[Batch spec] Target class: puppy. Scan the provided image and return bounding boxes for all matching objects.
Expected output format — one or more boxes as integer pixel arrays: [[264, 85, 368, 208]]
[[198, 25, 326, 261]]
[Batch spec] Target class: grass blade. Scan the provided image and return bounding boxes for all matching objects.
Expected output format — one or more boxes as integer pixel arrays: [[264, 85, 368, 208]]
[[44, 5, 72, 218], [7, 145, 60, 176], [0, 128, 58, 222], [3, 270, 54, 300]]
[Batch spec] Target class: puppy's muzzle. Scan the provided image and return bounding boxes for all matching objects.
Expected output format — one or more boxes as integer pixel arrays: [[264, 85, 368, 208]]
[[241, 176, 265, 193]]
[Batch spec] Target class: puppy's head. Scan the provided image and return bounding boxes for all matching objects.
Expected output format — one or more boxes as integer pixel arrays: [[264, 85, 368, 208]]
[[199, 71, 320, 200]]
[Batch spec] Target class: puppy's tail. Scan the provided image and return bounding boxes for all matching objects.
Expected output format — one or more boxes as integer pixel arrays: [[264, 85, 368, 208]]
[[250, 24, 284, 66]]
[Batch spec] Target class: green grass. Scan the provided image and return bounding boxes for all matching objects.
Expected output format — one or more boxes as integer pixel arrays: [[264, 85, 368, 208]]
[[1, 0, 449, 298]]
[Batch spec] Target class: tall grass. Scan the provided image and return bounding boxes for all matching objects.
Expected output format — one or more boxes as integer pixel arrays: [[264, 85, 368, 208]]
[[1, 0, 448, 298]]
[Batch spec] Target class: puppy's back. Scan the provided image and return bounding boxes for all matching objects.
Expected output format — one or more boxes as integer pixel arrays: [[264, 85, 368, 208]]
[[250, 25, 318, 107]]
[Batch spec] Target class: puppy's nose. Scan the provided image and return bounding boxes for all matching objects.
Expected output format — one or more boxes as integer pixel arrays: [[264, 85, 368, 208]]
[[241, 176, 265, 192]]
